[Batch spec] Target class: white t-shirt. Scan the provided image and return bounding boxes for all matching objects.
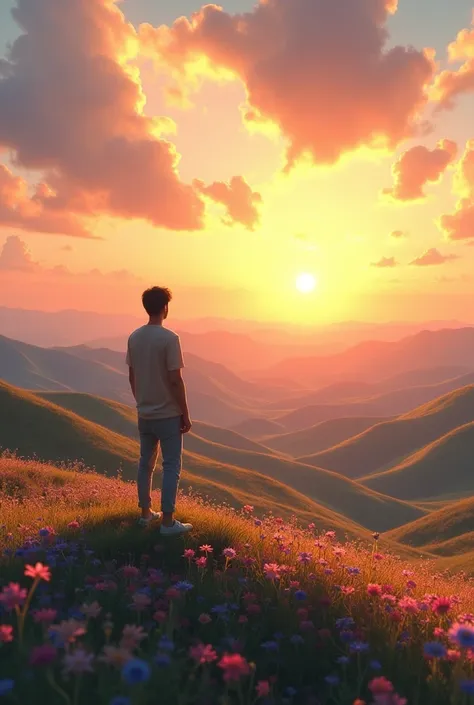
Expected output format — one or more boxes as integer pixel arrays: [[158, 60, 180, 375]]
[[126, 324, 184, 419]]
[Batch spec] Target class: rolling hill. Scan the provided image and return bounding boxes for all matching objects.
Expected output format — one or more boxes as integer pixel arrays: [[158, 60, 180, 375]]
[[0, 381, 424, 532], [362, 421, 474, 502], [299, 386, 474, 477], [263, 417, 387, 457], [231, 417, 287, 438]]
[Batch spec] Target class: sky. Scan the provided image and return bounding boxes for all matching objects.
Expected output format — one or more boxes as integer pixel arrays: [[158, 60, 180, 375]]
[[0, 0, 474, 324]]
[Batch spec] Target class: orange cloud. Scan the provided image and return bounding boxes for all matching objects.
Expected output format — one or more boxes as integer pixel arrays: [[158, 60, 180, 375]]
[[409, 248, 459, 266], [0, 165, 91, 237], [193, 176, 262, 230], [432, 15, 474, 108], [383, 140, 457, 201], [371, 256, 398, 268], [141, 0, 435, 167], [439, 140, 474, 242]]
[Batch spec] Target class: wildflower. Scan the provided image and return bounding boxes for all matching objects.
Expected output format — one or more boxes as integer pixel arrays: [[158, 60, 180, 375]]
[[198, 613, 212, 625], [373, 553, 385, 561], [406, 580, 416, 590], [398, 597, 419, 614], [294, 589, 308, 601], [0, 583, 27, 610], [183, 549, 195, 559], [0, 680, 14, 696], [448, 623, 474, 649], [175, 581, 194, 592], [81, 601, 102, 619], [218, 653, 250, 682], [460, 680, 474, 695], [223, 548, 237, 560], [122, 566, 140, 579], [100, 646, 133, 668], [367, 584, 382, 597], [432, 597, 452, 615], [189, 643, 217, 664], [325, 531, 336, 540], [24, 563, 51, 582], [370, 660, 382, 671], [122, 658, 151, 685], [158, 636, 174, 653], [0, 626, 13, 643], [33, 608, 58, 624], [423, 642, 447, 659], [369, 677, 394, 694], [261, 640, 279, 652], [195, 557, 207, 568], [30, 644, 57, 667], [130, 593, 152, 611], [350, 641, 369, 653], [63, 648, 94, 675], [256, 681, 270, 697], [298, 552, 313, 564], [243, 505, 254, 514], [200, 544, 213, 554], [120, 625, 146, 650], [52, 616, 86, 640], [67, 521, 80, 530], [341, 586, 355, 596], [264, 563, 281, 580]]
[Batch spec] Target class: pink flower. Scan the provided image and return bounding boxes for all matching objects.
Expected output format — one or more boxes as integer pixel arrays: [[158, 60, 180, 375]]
[[432, 597, 452, 615], [49, 619, 86, 645], [256, 680, 271, 697], [223, 548, 237, 560], [81, 602, 102, 619], [373, 553, 385, 561], [0, 625, 13, 643], [341, 586, 355, 596], [67, 521, 80, 530], [218, 653, 250, 682], [406, 580, 417, 590], [24, 563, 51, 582], [243, 505, 254, 514], [63, 648, 94, 674], [122, 566, 140, 579], [367, 584, 382, 597], [369, 677, 394, 694], [0, 583, 27, 610], [297, 552, 313, 564], [30, 644, 57, 667], [120, 624, 147, 649], [398, 596, 419, 614], [130, 593, 152, 611], [198, 613, 212, 625], [264, 563, 281, 580], [189, 643, 217, 664], [200, 544, 213, 554], [153, 610, 167, 624], [183, 549, 196, 559], [33, 608, 58, 624], [325, 531, 336, 540], [195, 557, 207, 568]]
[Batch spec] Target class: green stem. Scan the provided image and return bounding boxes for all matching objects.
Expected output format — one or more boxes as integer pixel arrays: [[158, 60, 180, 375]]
[[18, 576, 40, 646], [46, 670, 72, 705]]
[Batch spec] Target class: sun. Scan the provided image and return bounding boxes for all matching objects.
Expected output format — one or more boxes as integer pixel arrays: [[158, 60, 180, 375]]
[[295, 272, 317, 294]]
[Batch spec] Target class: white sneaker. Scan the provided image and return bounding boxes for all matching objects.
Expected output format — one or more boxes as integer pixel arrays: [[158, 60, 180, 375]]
[[160, 520, 193, 536], [138, 511, 162, 527]]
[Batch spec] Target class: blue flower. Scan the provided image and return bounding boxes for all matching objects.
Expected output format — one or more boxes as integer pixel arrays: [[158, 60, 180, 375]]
[[155, 653, 171, 668], [294, 590, 308, 601], [424, 642, 447, 659], [261, 640, 279, 652], [336, 617, 354, 630], [450, 624, 474, 649], [337, 656, 350, 665], [175, 581, 193, 592], [122, 659, 151, 685], [110, 698, 131, 705], [0, 680, 14, 696], [290, 635, 304, 646], [211, 604, 228, 614], [460, 680, 474, 695], [350, 641, 369, 653], [325, 675, 340, 686], [370, 660, 382, 671], [158, 636, 174, 652]]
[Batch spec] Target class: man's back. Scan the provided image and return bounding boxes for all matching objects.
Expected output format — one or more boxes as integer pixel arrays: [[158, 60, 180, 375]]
[[126, 324, 184, 419]]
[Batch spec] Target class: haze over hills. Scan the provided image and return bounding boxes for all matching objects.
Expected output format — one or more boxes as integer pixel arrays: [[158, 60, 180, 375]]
[[299, 386, 474, 477]]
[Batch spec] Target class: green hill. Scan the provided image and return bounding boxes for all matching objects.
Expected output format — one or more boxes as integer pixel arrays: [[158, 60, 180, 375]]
[[264, 417, 386, 457], [299, 386, 474, 477], [362, 421, 474, 502]]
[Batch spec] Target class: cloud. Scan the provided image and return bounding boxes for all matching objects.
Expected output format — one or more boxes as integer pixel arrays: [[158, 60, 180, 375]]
[[0, 0, 207, 234], [439, 140, 474, 241], [391, 229, 407, 239], [371, 256, 398, 268], [383, 140, 457, 201], [432, 16, 474, 108], [193, 176, 262, 230], [0, 234, 39, 271], [409, 248, 459, 266], [0, 165, 92, 238], [141, 0, 435, 167]]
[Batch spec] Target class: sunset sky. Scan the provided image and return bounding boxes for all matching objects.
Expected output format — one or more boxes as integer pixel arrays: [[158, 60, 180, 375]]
[[1, 0, 474, 324]]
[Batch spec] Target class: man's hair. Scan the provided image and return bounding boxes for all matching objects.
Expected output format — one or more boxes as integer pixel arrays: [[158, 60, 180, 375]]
[[142, 287, 172, 316]]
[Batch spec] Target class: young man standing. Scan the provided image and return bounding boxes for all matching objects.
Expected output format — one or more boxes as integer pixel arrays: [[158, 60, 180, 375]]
[[126, 286, 193, 535]]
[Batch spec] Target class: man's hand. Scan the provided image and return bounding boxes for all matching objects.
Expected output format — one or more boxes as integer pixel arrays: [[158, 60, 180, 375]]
[[181, 414, 192, 434]]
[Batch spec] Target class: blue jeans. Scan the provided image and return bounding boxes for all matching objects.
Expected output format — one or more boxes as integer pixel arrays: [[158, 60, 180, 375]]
[[137, 416, 182, 513]]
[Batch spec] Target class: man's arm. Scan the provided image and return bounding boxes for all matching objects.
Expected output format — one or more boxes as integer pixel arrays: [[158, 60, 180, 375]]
[[128, 366, 136, 400], [168, 369, 191, 433]]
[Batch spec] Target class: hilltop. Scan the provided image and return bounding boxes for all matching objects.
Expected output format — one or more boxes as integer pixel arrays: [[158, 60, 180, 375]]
[[299, 385, 474, 477]]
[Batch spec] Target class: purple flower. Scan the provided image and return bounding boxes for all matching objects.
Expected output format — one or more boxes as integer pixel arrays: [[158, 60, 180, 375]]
[[460, 680, 474, 695], [424, 642, 447, 659], [294, 590, 308, 601]]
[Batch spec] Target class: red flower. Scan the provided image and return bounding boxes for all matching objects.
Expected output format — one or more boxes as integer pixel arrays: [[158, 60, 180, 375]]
[[0, 625, 13, 643], [24, 563, 51, 582], [218, 653, 250, 682], [256, 681, 271, 697]]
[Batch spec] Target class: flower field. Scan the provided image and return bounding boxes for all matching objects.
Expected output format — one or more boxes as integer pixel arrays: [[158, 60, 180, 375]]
[[1, 454, 474, 704]]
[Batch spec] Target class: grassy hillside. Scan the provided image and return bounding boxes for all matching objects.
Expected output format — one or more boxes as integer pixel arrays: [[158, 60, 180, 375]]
[[362, 421, 474, 502], [264, 417, 386, 456], [232, 417, 286, 438], [299, 385, 474, 477]]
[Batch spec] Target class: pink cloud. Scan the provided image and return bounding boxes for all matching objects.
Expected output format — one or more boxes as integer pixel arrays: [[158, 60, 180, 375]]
[[433, 16, 474, 108], [371, 256, 398, 268], [193, 176, 262, 230], [383, 140, 457, 201], [141, 0, 435, 167], [409, 248, 459, 266], [439, 140, 474, 241]]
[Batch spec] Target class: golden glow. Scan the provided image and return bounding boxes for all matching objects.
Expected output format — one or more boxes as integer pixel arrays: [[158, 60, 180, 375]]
[[296, 272, 317, 294]]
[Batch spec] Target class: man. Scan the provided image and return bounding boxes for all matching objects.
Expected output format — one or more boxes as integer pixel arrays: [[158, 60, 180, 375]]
[[126, 286, 193, 535]]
